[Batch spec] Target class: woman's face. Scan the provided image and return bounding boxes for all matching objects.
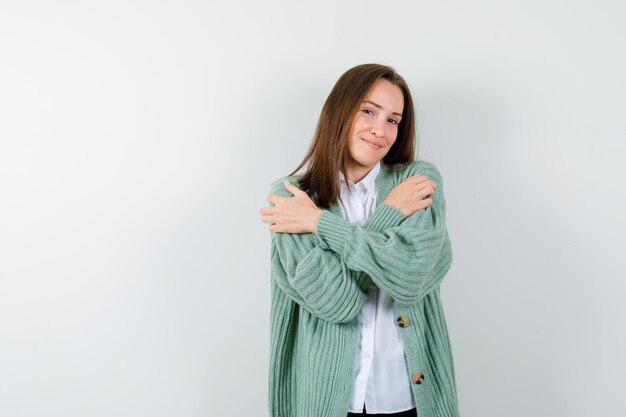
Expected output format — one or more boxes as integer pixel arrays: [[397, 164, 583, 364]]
[[346, 78, 404, 173]]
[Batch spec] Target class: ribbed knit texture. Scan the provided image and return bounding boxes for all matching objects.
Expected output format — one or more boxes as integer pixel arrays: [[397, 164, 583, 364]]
[[268, 160, 459, 417]]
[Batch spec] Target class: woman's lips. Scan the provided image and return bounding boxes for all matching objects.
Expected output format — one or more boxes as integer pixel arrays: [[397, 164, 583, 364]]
[[362, 138, 382, 149]]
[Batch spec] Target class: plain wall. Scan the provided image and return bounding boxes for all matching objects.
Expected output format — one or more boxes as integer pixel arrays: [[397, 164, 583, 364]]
[[1, 1, 624, 416]]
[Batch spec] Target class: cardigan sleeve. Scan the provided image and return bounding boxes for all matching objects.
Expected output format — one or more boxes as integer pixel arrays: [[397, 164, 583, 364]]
[[268, 179, 366, 324], [270, 230, 367, 324], [313, 162, 453, 305]]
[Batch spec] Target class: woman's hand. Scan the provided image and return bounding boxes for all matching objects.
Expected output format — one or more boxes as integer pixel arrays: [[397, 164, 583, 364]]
[[384, 174, 437, 217], [260, 182, 323, 233]]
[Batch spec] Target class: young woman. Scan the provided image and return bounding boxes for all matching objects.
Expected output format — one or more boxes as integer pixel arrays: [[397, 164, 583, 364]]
[[259, 64, 460, 417]]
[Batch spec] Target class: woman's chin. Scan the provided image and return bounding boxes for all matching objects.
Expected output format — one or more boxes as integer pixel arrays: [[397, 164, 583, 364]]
[[357, 150, 386, 165]]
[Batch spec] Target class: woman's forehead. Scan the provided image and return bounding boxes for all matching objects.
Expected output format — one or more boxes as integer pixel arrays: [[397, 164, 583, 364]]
[[362, 79, 404, 113]]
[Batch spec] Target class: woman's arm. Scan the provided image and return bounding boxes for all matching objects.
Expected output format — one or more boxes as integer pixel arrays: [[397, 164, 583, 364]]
[[271, 229, 369, 324], [269, 183, 429, 323], [313, 162, 453, 305], [268, 179, 373, 324], [266, 161, 450, 318], [269, 173, 435, 324]]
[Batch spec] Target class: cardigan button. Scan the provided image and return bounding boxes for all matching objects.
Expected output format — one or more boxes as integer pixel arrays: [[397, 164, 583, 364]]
[[411, 372, 425, 384], [396, 315, 410, 328]]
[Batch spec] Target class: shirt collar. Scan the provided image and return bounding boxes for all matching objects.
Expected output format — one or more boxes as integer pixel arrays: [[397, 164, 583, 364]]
[[338, 161, 380, 200]]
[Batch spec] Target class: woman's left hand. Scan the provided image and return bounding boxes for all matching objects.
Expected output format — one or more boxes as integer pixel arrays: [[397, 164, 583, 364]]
[[260, 182, 323, 234]]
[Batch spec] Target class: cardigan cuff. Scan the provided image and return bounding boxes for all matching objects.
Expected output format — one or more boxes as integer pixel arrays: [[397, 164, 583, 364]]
[[364, 202, 407, 232], [314, 203, 408, 254], [314, 210, 353, 255]]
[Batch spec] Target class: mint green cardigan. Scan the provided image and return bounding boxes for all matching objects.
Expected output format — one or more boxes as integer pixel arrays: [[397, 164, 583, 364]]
[[268, 160, 460, 417]]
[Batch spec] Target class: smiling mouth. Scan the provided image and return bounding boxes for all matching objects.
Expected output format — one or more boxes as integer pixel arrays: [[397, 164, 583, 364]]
[[361, 138, 382, 149]]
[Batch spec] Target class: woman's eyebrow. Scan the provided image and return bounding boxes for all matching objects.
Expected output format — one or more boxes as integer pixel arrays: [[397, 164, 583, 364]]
[[362, 100, 403, 117]]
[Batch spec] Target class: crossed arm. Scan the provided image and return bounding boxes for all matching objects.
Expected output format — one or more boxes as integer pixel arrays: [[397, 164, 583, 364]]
[[266, 164, 453, 323]]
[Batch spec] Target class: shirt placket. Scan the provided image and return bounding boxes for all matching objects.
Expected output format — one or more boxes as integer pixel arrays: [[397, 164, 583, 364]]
[[349, 181, 377, 411], [351, 183, 368, 224]]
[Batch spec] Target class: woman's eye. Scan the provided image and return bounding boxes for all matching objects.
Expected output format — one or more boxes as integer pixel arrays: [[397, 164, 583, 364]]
[[363, 109, 374, 115], [388, 119, 399, 125]]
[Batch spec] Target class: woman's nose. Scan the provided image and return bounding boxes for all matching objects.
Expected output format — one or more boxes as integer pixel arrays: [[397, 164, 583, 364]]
[[370, 118, 385, 138]]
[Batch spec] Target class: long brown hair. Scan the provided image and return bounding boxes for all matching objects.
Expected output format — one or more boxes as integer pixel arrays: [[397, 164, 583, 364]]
[[287, 63, 416, 210]]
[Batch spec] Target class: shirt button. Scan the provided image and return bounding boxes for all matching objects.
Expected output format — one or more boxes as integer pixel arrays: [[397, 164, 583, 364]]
[[396, 315, 410, 328], [364, 321, 372, 327], [411, 372, 425, 384], [363, 352, 371, 359]]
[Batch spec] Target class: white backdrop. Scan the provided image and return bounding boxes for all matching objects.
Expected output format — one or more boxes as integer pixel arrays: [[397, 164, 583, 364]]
[[1, 1, 625, 416]]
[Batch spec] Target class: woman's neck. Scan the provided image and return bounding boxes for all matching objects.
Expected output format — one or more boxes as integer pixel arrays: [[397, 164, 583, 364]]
[[345, 163, 377, 184]]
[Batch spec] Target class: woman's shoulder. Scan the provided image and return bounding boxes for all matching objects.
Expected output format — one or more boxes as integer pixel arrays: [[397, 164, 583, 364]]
[[388, 159, 445, 188], [269, 175, 302, 197]]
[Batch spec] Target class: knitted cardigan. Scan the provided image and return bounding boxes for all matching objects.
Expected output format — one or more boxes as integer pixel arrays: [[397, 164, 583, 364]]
[[268, 160, 460, 417]]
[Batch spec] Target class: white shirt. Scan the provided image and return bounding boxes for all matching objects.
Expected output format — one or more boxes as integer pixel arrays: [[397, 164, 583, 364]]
[[338, 162, 416, 414]]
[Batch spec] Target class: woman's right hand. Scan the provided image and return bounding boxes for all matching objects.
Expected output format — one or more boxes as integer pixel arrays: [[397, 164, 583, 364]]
[[383, 174, 437, 217]]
